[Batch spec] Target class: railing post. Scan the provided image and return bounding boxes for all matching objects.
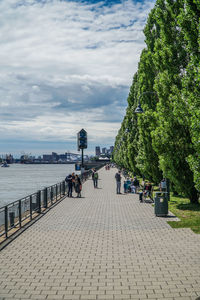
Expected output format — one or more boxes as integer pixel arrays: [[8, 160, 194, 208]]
[[51, 186, 53, 204], [30, 195, 32, 220], [44, 188, 48, 209], [60, 183, 62, 198], [37, 190, 41, 213], [56, 185, 58, 201], [19, 200, 22, 228], [5, 206, 8, 238], [62, 181, 65, 196], [9, 212, 15, 228]]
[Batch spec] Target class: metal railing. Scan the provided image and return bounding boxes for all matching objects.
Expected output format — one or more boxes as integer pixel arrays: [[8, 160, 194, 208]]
[[0, 168, 99, 245]]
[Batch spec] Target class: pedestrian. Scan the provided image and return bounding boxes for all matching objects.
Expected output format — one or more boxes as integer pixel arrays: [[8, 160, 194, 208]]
[[115, 170, 121, 194], [92, 169, 99, 188], [71, 172, 75, 191], [123, 180, 128, 193], [160, 178, 167, 192], [74, 174, 82, 198], [92, 168, 95, 187], [65, 174, 73, 197], [132, 176, 140, 193]]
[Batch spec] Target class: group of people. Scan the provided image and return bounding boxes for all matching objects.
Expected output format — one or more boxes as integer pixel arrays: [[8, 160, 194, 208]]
[[115, 170, 140, 195], [65, 167, 166, 201], [65, 172, 82, 198], [105, 164, 110, 170], [124, 177, 140, 194], [115, 169, 154, 202]]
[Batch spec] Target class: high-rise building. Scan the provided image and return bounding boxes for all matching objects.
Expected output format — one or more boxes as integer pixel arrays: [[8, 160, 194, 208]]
[[95, 146, 101, 156], [110, 146, 114, 153], [102, 147, 107, 154]]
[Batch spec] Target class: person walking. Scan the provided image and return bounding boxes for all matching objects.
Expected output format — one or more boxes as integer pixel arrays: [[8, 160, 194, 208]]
[[92, 168, 96, 188], [115, 170, 121, 194], [74, 174, 82, 198], [92, 169, 99, 188], [65, 174, 73, 197]]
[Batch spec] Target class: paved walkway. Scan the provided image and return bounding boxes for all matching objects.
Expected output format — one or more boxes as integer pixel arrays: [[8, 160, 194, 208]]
[[0, 168, 200, 300]]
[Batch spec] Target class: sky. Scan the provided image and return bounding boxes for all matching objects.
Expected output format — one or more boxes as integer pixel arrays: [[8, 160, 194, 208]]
[[0, 0, 155, 157]]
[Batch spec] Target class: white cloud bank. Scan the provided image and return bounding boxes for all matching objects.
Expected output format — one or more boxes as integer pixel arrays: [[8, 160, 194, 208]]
[[0, 0, 155, 154]]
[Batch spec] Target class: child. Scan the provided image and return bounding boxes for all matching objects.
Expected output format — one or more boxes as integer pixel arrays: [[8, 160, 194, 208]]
[[124, 181, 128, 193]]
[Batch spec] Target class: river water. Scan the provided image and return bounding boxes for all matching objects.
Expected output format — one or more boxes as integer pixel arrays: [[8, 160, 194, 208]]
[[0, 164, 78, 207]]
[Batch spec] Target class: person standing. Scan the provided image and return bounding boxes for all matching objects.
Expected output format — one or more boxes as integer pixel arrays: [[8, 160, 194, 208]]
[[115, 170, 121, 194], [133, 176, 140, 193], [65, 174, 73, 197], [160, 178, 167, 192], [92, 168, 96, 188], [93, 169, 99, 188], [72, 172, 75, 190], [74, 174, 82, 198]]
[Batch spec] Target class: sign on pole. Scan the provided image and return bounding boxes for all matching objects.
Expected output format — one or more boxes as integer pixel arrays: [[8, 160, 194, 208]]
[[77, 129, 87, 150]]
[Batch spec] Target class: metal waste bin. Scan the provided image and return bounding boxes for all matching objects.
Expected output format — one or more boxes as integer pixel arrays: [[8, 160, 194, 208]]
[[154, 192, 168, 216]]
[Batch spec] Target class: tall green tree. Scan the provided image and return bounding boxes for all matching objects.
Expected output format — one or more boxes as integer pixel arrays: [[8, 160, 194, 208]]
[[145, 0, 199, 203], [178, 0, 200, 192], [114, 0, 200, 203], [135, 49, 162, 183]]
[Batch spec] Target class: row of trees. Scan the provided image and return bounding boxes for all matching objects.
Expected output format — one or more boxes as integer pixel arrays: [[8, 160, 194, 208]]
[[113, 0, 200, 204]]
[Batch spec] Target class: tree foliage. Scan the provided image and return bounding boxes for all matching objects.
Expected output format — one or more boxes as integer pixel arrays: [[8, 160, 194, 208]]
[[113, 0, 200, 203]]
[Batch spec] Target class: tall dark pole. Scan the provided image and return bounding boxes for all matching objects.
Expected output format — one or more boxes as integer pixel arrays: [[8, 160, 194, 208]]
[[81, 148, 84, 168]]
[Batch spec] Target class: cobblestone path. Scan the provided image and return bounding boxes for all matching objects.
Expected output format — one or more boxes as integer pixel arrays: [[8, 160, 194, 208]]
[[0, 168, 200, 300]]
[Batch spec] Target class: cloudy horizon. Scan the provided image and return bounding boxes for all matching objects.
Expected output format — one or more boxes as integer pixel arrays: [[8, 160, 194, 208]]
[[0, 0, 155, 157]]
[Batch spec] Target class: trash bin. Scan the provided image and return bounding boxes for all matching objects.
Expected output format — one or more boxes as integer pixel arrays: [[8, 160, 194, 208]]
[[154, 192, 168, 216]]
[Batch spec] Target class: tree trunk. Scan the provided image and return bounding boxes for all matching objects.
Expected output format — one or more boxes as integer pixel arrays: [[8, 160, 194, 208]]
[[189, 187, 199, 204]]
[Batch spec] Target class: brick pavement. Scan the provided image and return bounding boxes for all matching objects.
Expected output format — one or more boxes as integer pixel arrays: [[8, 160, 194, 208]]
[[0, 167, 200, 300]]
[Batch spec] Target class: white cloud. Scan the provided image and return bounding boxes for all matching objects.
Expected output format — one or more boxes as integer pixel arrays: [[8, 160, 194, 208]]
[[0, 0, 155, 154]]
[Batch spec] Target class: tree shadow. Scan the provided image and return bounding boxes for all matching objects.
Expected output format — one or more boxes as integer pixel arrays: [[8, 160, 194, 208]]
[[172, 194, 186, 199], [177, 203, 200, 211]]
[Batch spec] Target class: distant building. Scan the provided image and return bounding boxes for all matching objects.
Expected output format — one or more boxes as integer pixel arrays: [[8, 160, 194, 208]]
[[102, 147, 107, 154], [52, 152, 59, 161], [110, 146, 114, 153], [43, 154, 53, 161], [95, 146, 101, 156]]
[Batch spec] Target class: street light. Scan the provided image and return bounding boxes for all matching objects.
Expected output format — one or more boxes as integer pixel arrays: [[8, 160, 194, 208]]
[[135, 91, 157, 114]]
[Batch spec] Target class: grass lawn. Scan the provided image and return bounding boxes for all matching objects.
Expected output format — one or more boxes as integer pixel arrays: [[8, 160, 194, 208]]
[[167, 194, 200, 234]]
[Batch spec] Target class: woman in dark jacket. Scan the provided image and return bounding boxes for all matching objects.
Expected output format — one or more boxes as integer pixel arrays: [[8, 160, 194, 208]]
[[74, 175, 82, 198]]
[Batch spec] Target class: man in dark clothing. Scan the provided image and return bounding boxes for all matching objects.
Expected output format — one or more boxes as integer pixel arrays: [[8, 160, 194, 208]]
[[65, 174, 73, 197], [133, 177, 140, 193], [115, 170, 121, 194]]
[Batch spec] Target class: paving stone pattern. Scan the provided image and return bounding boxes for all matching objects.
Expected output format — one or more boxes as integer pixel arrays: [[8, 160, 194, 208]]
[[0, 168, 200, 300]]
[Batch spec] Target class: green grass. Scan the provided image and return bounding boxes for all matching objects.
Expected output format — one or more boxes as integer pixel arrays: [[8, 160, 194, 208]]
[[167, 194, 200, 234], [136, 177, 200, 233]]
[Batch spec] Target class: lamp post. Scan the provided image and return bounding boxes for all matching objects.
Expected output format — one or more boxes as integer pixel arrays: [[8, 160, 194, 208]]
[[135, 91, 157, 114]]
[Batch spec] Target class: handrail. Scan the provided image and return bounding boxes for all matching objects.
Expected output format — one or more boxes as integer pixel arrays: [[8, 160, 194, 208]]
[[0, 166, 103, 245]]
